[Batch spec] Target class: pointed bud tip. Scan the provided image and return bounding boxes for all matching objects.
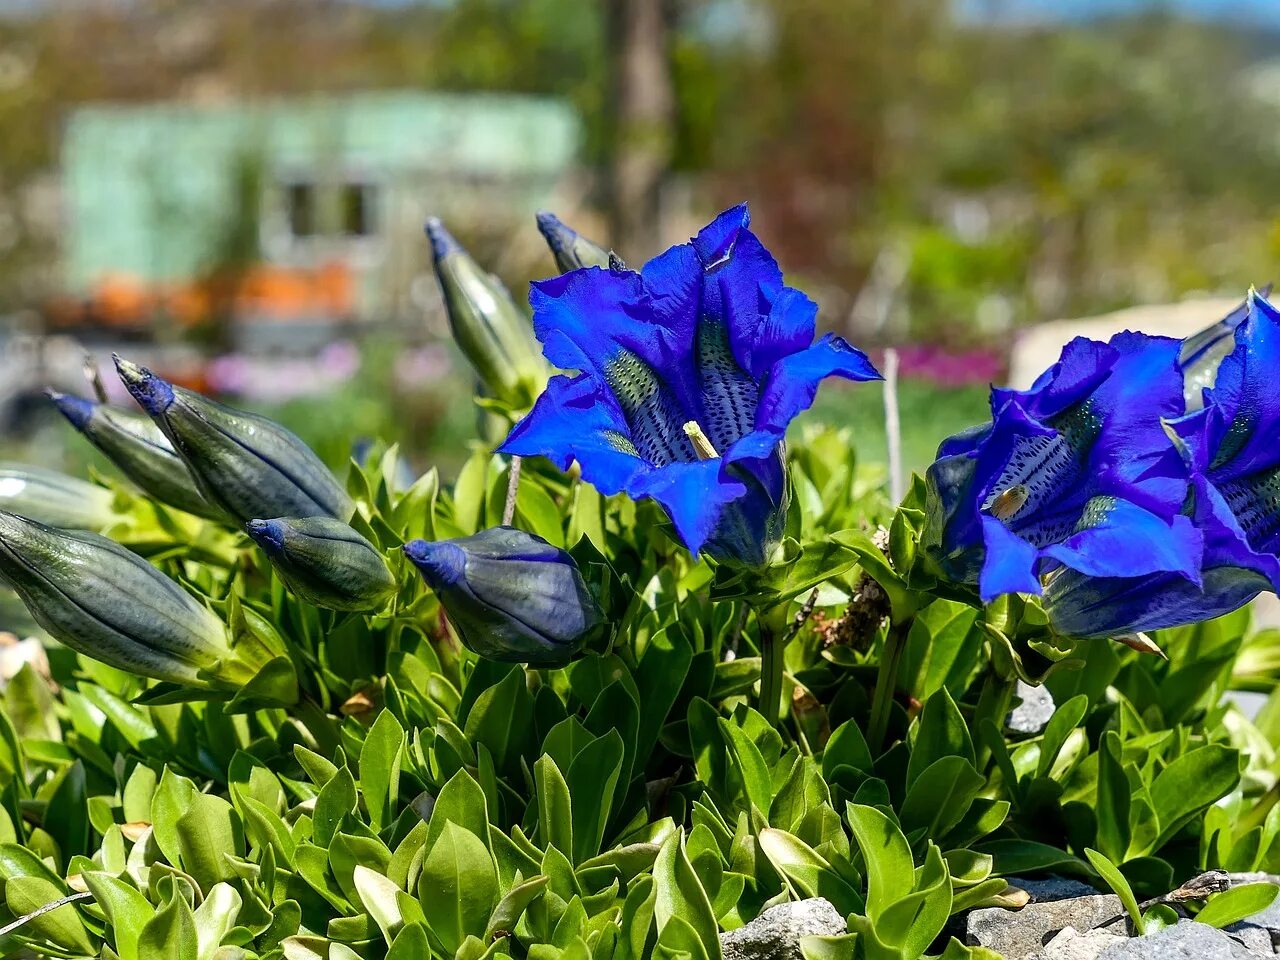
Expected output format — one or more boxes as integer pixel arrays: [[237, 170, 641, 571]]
[[535, 210, 571, 248], [113, 356, 174, 416], [424, 218, 462, 261], [245, 518, 286, 553], [46, 390, 97, 430], [403, 539, 466, 587]]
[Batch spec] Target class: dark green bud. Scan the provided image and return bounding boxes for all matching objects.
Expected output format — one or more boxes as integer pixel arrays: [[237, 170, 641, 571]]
[[425, 219, 547, 409], [0, 511, 242, 687], [403, 526, 601, 667], [536, 210, 612, 272], [114, 357, 353, 524], [48, 391, 220, 520], [245, 516, 396, 612]]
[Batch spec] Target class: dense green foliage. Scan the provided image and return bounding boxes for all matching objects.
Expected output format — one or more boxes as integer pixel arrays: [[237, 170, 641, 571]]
[[0, 423, 1277, 958]]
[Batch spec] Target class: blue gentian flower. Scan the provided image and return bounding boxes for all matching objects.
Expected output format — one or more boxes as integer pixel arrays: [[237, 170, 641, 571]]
[[500, 205, 881, 566], [1046, 292, 1280, 637], [923, 332, 1202, 606]]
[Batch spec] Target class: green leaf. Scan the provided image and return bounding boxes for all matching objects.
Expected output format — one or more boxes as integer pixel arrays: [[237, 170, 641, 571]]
[[1036, 694, 1089, 779], [1085, 847, 1145, 935], [976, 839, 1088, 877], [846, 803, 915, 919], [1095, 731, 1132, 864], [653, 830, 721, 960], [718, 717, 774, 815], [1195, 883, 1280, 929], [758, 827, 864, 916], [875, 842, 952, 957], [312, 764, 358, 849], [387, 923, 432, 959], [354, 864, 405, 945], [43, 760, 89, 862], [137, 888, 199, 957], [535, 754, 574, 858], [82, 872, 154, 960], [427, 769, 491, 855], [193, 882, 242, 958], [176, 793, 244, 892], [151, 767, 200, 869], [822, 721, 874, 781], [568, 731, 625, 864], [418, 821, 498, 954], [907, 689, 974, 788], [1149, 745, 1241, 850], [898, 756, 984, 842], [361, 709, 405, 833], [486, 874, 549, 940], [464, 666, 535, 779]]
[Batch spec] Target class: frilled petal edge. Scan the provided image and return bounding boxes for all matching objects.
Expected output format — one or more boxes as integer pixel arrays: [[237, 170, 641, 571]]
[[499, 373, 646, 495], [1040, 500, 1203, 584], [754, 333, 882, 434]]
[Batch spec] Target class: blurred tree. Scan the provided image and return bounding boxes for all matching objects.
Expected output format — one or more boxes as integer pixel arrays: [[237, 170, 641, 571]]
[[606, 0, 676, 258]]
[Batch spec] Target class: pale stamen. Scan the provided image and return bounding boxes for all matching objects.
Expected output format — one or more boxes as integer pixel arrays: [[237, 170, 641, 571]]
[[989, 484, 1029, 521], [683, 421, 720, 460]]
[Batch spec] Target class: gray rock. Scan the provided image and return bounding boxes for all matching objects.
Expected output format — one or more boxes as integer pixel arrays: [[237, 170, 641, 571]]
[[1008, 681, 1056, 735], [721, 898, 847, 960], [1018, 876, 1106, 904], [1225, 922, 1275, 955], [967, 894, 1128, 959], [1096, 920, 1259, 958], [1031, 927, 1128, 960]]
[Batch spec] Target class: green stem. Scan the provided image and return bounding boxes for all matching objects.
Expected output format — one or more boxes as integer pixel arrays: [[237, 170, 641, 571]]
[[868, 620, 910, 752], [974, 667, 1017, 769], [757, 605, 790, 728]]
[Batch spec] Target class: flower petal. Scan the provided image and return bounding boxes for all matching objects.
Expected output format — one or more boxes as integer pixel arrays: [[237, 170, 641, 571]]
[[754, 333, 882, 434], [1040, 498, 1202, 583], [500, 374, 647, 495], [627, 460, 747, 557], [978, 515, 1042, 602]]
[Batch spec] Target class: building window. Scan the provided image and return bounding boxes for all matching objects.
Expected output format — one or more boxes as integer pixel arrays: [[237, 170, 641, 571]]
[[285, 181, 318, 238], [341, 182, 378, 237]]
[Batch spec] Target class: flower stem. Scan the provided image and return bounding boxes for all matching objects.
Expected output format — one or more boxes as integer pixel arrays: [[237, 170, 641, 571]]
[[757, 604, 791, 727], [503, 455, 522, 526], [974, 667, 1016, 769], [868, 620, 910, 752]]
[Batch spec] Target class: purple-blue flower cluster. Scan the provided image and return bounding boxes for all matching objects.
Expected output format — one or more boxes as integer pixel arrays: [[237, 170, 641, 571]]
[[502, 205, 881, 567], [925, 290, 1280, 639]]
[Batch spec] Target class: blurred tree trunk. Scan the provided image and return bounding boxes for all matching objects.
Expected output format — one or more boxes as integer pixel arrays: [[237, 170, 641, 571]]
[[606, 0, 675, 259]]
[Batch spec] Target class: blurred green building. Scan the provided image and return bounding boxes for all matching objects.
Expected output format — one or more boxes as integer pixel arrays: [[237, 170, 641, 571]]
[[58, 91, 581, 341]]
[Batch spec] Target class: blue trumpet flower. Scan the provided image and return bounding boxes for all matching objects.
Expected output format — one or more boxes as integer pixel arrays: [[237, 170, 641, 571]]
[[923, 332, 1202, 606], [1047, 292, 1280, 637], [500, 204, 881, 566]]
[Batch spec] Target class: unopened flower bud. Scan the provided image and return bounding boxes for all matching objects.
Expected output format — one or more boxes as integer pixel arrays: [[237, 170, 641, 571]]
[[48, 391, 219, 520], [0, 463, 118, 530], [403, 526, 601, 666], [535, 210, 611, 272], [425, 219, 547, 409], [114, 357, 352, 523], [0, 511, 242, 687], [245, 517, 396, 612]]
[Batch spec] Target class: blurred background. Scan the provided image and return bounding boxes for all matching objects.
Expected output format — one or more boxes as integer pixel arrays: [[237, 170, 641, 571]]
[[0, 0, 1279, 479]]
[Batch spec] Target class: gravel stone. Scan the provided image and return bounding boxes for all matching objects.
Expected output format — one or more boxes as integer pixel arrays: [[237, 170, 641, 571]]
[[720, 898, 848, 960], [967, 894, 1127, 959]]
